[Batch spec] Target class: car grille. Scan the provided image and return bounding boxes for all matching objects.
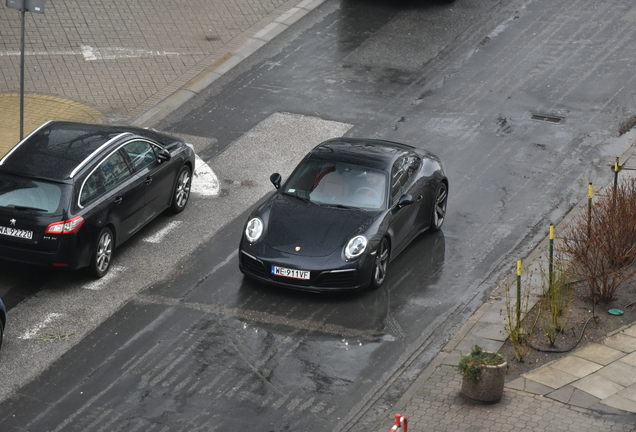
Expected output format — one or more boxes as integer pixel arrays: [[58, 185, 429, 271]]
[[317, 269, 355, 287], [240, 251, 267, 277]]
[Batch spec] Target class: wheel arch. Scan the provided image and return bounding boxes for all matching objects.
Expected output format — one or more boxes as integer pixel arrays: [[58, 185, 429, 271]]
[[382, 234, 393, 261], [103, 222, 118, 248]]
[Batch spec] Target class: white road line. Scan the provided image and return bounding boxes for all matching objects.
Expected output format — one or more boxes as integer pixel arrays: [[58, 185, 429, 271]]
[[0, 50, 78, 56], [80, 46, 180, 61], [192, 154, 219, 197], [18, 313, 63, 340], [0, 46, 184, 61], [83, 266, 125, 291], [143, 221, 183, 244]]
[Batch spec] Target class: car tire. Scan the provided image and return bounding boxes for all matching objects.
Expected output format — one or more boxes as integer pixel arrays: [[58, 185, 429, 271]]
[[91, 227, 114, 278], [370, 237, 390, 289], [431, 183, 448, 231], [171, 165, 192, 213]]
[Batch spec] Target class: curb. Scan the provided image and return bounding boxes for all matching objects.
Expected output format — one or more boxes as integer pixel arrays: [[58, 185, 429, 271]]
[[131, 0, 326, 128]]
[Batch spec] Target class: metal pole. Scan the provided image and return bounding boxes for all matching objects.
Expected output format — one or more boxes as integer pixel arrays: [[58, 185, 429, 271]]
[[587, 182, 596, 320], [549, 225, 554, 290], [20, 5, 25, 140], [587, 183, 592, 239], [516, 260, 522, 330], [613, 157, 619, 208]]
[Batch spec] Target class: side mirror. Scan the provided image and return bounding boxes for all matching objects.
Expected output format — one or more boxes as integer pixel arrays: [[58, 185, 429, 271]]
[[396, 194, 414, 209], [158, 149, 171, 162], [270, 173, 282, 189]]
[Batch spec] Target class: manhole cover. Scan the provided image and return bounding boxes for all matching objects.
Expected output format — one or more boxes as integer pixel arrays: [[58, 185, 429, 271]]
[[530, 113, 565, 124]]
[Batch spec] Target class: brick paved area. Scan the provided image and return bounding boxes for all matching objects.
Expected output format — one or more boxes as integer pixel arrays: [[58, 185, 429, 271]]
[[0, 0, 302, 123], [376, 363, 634, 432]]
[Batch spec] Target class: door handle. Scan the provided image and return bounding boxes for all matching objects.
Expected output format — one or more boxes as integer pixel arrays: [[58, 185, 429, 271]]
[[114, 197, 123, 205], [416, 195, 423, 202], [144, 177, 153, 185]]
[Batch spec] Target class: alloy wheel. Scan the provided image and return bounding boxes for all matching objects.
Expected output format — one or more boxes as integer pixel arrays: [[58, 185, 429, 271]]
[[174, 168, 191, 210], [95, 230, 113, 275], [433, 184, 448, 230], [372, 238, 390, 288]]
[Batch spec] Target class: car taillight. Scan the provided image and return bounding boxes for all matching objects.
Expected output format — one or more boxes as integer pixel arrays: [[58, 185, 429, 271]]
[[45, 216, 85, 234]]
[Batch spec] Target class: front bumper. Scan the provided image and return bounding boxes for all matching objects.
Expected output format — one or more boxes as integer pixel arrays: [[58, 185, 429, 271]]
[[238, 247, 375, 292]]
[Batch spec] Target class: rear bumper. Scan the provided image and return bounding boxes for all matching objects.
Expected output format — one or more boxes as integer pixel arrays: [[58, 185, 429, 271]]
[[0, 235, 91, 270]]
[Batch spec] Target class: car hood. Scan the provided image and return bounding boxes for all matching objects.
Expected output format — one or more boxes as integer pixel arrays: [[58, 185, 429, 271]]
[[266, 194, 379, 257]]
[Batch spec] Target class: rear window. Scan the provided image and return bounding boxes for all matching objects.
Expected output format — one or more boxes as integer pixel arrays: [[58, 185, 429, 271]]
[[0, 173, 64, 214]]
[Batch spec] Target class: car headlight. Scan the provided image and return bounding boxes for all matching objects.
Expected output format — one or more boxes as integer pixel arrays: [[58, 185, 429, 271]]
[[245, 217, 263, 243], [344, 235, 367, 260]]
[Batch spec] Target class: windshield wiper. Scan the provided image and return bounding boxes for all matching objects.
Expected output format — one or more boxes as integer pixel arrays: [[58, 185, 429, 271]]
[[327, 204, 363, 211], [4, 204, 48, 212]]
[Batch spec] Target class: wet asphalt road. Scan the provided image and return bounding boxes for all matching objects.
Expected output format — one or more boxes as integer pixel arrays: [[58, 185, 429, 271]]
[[2, 0, 636, 431]]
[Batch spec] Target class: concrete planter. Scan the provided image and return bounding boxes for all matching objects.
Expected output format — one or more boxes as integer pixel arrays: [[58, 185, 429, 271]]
[[460, 361, 507, 404]]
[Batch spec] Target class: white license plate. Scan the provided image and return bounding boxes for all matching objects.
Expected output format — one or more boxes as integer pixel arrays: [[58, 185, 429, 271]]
[[271, 266, 310, 280], [0, 225, 33, 239]]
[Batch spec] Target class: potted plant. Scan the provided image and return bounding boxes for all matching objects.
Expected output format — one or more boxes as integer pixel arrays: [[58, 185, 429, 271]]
[[457, 345, 507, 403]]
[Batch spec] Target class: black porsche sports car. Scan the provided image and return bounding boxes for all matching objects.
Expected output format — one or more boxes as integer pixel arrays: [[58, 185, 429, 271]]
[[0, 121, 195, 278], [238, 138, 448, 292]]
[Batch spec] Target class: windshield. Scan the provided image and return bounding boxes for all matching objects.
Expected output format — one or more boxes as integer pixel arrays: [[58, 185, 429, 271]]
[[283, 160, 387, 209], [0, 173, 64, 214]]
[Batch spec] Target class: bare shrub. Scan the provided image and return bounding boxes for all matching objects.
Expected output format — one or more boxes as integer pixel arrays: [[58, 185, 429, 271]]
[[502, 265, 534, 361], [561, 178, 636, 303], [538, 253, 574, 346]]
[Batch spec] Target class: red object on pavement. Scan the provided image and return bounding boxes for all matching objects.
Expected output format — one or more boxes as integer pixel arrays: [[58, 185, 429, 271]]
[[390, 413, 408, 432]]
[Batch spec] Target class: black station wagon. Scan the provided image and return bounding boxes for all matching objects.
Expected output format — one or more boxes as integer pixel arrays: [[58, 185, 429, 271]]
[[0, 121, 195, 277]]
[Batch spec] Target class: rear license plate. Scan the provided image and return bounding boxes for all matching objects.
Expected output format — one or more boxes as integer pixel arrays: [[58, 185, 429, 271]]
[[0, 225, 33, 239], [271, 266, 310, 280]]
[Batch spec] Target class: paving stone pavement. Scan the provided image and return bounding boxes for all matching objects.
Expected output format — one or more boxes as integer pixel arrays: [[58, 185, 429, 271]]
[[0, 0, 325, 151], [0, 1, 635, 431], [385, 362, 634, 432], [368, 310, 636, 432]]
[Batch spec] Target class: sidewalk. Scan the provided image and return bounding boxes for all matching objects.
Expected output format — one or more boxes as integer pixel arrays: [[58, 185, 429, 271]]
[[1, 1, 635, 431], [0, 0, 326, 153], [368, 321, 636, 432], [369, 141, 636, 431]]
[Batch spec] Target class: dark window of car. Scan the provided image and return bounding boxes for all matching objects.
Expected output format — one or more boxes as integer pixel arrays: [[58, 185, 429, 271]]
[[101, 151, 132, 191], [122, 140, 158, 172], [406, 155, 421, 182], [79, 170, 105, 207], [0, 173, 63, 214], [390, 155, 420, 204], [391, 157, 408, 202]]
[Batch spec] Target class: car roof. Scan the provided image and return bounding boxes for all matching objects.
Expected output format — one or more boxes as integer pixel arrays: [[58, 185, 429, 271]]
[[308, 138, 416, 170], [0, 121, 180, 181]]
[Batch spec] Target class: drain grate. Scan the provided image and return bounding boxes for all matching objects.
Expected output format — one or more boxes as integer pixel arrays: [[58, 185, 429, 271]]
[[531, 113, 565, 124]]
